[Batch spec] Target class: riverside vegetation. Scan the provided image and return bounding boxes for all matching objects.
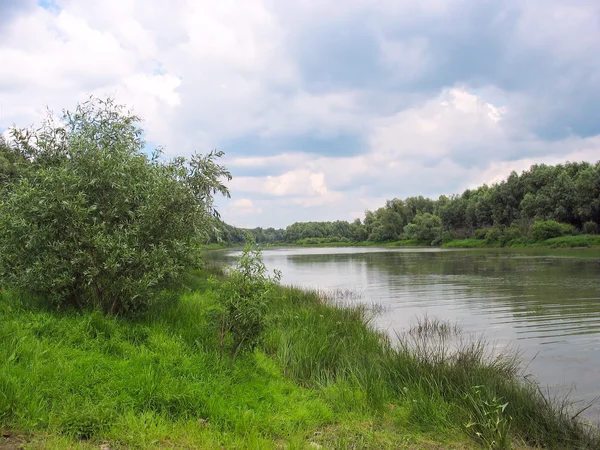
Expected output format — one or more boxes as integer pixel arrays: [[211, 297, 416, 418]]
[[1, 98, 599, 449], [208, 164, 600, 249]]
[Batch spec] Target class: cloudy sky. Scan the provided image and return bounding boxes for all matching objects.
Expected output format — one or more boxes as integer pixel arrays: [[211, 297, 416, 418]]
[[1, 0, 599, 228]]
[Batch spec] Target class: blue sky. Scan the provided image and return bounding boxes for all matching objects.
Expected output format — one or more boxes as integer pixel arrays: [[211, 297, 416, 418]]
[[1, 0, 600, 227]]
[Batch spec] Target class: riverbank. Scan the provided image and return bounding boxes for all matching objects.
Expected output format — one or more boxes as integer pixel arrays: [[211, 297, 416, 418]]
[[201, 240, 424, 250], [202, 234, 600, 251], [1, 268, 598, 449], [442, 234, 600, 249]]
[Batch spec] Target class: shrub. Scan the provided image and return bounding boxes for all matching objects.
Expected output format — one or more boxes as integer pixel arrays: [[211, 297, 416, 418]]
[[485, 227, 502, 244], [0, 98, 231, 315], [503, 224, 522, 242], [530, 220, 576, 242], [210, 240, 281, 361], [441, 231, 454, 244], [583, 221, 598, 235], [473, 228, 489, 240], [403, 213, 442, 245]]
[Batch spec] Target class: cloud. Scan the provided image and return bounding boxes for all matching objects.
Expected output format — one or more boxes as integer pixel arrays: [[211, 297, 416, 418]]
[[222, 87, 600, 227], [1, 0, 600, 228], [228, 198, 262, 216]]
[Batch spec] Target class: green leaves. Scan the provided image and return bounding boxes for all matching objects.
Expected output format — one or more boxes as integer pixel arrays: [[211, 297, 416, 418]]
[[403, 212, 442, 245], [210, 240, 281, 361], [0, 97, 231, 315], [463, 386, 512, 449]]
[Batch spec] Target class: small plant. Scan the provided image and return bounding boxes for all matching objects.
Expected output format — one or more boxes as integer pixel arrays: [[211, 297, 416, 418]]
[[210, 239, 281, 362], [464, 386, 512, 449]]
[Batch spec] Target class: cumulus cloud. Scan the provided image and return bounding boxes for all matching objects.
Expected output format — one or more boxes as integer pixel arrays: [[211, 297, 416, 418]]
[[1, 0, 599, 227]]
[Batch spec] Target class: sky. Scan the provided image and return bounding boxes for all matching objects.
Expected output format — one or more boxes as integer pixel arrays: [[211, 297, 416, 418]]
[[1, 0, 599, 228]]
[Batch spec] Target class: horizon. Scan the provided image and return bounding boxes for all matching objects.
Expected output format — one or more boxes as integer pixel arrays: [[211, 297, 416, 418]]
[[2, 0, 599, 228]]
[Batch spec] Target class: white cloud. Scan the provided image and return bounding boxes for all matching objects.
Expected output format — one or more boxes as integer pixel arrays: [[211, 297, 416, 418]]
[[227, 198, 262, 217], [2, 0, 600, 229], [231, 169, 329, 198], [220, 87, 600, 226]]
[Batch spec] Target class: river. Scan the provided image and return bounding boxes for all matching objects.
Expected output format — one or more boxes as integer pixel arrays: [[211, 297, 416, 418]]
[[208, 246, 600, 423]]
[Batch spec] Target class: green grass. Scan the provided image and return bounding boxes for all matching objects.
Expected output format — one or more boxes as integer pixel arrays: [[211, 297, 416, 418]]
[[442, 239, 489, 248], [1, 276, 598, 449], [541, 234, 600, 248], [203, 234, 600, 251], [443, 234, 600, 249]]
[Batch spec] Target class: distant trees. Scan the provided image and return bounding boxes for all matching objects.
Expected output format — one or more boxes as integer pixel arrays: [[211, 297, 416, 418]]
[[215, 160, 600, 247]]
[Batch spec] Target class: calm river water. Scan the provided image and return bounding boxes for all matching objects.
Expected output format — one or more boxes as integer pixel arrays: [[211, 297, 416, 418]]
[[209, 246, 600, 423]]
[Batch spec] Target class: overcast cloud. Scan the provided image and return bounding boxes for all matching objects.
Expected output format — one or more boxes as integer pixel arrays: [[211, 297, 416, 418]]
[[1, 0, 599, 227]]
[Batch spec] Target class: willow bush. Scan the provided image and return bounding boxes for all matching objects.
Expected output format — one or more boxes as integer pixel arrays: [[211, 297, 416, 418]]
[[0, 97, 231, 315]]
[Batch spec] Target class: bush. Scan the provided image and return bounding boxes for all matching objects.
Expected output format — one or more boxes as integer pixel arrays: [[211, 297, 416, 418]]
[[485, 227, 502, 244], [530, 220, 576, 242], [473, 228, 489, 240], [403, 213, 442, 245], [494, 223, 524, 246], [503, 223, 522, 242], [0, 98, 231, 315], [583, 221, 598, 235], [210, 241, 281, 361], [441, 231, 454, 244]]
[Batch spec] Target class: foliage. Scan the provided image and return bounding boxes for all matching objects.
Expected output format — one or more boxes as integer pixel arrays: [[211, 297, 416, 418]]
[[214, 160, 600, 248], [403, 213, 442, 244], [210, 241, 281, 361], [463, 386, 511, 449], [473, 228, 489, 240], [0, 97, 231, 315], [503, 223, 522, 242], [441, 231, 454, 244], [530, 220, 576, 242], [485, 227, 502, 244], [583, 221, 598, 235], [0, 136, 29, 196], [542, 234, 600, 248], [442, 239, 488, 248]]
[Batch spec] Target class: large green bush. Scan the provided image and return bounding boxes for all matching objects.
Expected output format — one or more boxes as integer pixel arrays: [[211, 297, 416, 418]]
[[0, 98, 231, 315], [530, 220, 576, 242]]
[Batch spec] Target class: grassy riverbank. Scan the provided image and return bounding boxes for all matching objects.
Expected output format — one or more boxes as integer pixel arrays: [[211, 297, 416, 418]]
[[203, 235, 600, 251], [2, 270, 598, 449], [443, 234, 600, 249]]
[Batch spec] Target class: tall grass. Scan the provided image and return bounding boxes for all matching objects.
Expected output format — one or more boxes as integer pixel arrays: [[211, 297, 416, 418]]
[[265, 288, 600, 449], [1, 277, 599, 449]]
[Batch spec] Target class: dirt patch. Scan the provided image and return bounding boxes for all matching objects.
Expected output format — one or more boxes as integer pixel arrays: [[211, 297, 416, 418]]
[[0, 431, 26, 450]]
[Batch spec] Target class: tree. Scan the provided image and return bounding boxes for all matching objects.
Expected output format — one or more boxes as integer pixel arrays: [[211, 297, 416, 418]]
[[0, 97, 231, 315]]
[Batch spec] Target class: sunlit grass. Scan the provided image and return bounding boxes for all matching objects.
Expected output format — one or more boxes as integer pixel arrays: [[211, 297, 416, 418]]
[[1, 277, 599, 449]]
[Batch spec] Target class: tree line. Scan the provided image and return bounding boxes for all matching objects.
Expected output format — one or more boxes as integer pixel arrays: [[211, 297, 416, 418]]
[[214, 161, 600, 246]]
